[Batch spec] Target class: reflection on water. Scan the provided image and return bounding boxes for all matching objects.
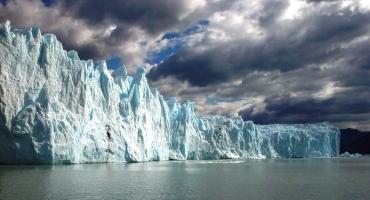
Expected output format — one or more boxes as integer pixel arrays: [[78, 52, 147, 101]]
[[1, 158, 370, 200]]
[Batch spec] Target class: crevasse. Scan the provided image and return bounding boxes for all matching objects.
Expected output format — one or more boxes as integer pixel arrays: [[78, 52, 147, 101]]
[[0, 21, 340, 164]]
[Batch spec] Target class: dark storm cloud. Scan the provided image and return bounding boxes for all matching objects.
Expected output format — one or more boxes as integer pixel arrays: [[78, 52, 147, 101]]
[[148, 5, 370, 86], [54, 0, 235, 61], [59, 0, 188, 35], [148, 47, 234, 86], [239, 88, 370, 124], [0, 0, 107, 59], [147, 0, 370, 130], [71, 44, 102, 60], [0, 0, 216, 64]]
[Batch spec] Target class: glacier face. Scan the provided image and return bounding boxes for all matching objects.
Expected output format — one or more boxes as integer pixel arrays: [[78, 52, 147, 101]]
[[0, 21, 340, 164]]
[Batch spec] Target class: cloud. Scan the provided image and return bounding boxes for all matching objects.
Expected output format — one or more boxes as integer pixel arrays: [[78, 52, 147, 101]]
[[1, 0, 370, 130], [148, 0, 370, 86], [0, 0, 213, 70], [145, 0, 370, 131], [239, 89, 370, 125], [59, 0, 204, 35]]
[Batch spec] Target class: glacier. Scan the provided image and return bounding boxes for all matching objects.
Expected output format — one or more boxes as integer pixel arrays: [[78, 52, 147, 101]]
[[0, 21, 340, 164]]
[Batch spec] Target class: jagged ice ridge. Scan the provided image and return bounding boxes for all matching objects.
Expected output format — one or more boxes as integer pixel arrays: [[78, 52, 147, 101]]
[[0, 21, 340, 164]]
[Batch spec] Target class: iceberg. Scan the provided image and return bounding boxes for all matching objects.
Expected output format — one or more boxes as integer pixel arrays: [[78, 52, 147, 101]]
[[0, 21, 340, 164]]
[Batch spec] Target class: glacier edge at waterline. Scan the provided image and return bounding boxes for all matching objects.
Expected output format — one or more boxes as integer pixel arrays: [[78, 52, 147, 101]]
[[0, 21, 340, 164]]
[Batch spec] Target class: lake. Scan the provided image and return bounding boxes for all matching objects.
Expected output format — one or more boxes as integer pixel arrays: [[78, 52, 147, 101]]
[[1, 158, 370, 200]]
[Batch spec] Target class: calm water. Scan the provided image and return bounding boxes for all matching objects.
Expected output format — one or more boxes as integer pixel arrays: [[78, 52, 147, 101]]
[[1, 158, 370, 200]]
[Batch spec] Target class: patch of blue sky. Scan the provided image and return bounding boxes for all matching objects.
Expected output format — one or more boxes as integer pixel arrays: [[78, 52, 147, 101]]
[[147, 20, 209, 65], [0, 0, 7, 6], [147, 42, 183, 65], [183, 20, 209, 35], [1, 0, 55, 7], [42, 0, 54, 6], [161, 32, 181, 40], [106, 56, 123, 70]]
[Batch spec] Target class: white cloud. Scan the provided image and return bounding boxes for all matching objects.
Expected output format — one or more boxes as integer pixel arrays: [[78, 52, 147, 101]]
[[280, 0, 308, 20]]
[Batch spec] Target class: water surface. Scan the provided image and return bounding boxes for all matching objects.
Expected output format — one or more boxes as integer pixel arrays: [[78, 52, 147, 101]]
[[1, 158, 370, 200]]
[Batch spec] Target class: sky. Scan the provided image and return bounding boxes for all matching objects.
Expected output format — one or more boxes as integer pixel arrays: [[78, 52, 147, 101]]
[[1, 0, 370, 131]]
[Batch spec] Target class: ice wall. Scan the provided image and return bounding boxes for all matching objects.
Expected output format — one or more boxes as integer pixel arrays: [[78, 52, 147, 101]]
[[258, 124, 340, 158], [0, 21, 340, 164]]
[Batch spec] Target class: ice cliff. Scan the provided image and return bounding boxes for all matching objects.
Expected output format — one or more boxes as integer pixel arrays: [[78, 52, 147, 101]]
[[0, 21, 340, 164]]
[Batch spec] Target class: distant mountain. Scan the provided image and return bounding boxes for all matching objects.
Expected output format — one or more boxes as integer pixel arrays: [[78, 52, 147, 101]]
[[340, 129, 370, 154]]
